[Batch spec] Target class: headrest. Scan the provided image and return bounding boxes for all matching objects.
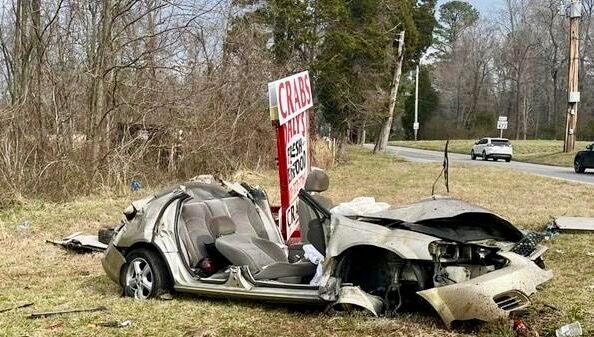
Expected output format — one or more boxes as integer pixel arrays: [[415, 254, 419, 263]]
[[305, 169, 329, 192], [208, 216, 237, 237]]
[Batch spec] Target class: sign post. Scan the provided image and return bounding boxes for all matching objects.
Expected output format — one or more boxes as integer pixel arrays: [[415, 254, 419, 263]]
[[497, 116, 508, 138], [268, 71, 313, 242]]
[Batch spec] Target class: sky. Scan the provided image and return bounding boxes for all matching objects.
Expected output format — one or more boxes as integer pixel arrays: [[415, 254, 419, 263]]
[[436, 0, 505, 17]]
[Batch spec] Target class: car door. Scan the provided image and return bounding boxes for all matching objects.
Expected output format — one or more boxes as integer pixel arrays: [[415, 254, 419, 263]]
[[475, 138, 486, 155]]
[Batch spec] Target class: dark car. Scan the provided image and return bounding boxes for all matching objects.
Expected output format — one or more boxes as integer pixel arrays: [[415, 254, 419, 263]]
[[574, 143, 594, 173]]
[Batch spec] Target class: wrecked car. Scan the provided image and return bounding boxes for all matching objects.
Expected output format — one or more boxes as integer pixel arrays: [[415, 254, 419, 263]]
[[101, 172, 552, 328]]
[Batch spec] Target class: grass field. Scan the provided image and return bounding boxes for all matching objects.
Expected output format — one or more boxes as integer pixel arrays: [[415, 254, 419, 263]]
[[392, 140, 592, 167], [2, 148, 594, 336]]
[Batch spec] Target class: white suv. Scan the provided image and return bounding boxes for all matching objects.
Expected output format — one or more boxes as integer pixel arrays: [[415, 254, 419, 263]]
[[471, 138, 513, 162]]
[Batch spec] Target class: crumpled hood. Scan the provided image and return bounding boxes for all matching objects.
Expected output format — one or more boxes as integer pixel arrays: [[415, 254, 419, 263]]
[[362, 197, 525, 243]]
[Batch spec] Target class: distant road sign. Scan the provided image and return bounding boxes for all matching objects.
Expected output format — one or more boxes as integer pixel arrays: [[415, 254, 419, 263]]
[[497, 116, 508, 130]]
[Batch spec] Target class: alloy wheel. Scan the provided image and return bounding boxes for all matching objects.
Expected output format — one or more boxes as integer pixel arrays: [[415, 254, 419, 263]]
[[125, 257, 153, 299]]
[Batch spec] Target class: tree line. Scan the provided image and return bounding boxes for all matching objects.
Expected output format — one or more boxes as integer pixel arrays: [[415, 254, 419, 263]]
[[421, 0, 594, 141], [8, 0, 588, 200], [0, 0, 436, 200]]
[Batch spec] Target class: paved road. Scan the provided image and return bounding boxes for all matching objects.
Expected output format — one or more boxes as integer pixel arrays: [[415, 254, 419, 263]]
[[366, 144, 594, 185]]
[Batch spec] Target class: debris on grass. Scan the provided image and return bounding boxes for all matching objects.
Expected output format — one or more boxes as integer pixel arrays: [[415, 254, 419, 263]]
[[552, 217, 594, 233], [93, 320, 131, 328], [555, 321, 583, 337], [158, 292, 174, 301], [16, 220, 32, 232], [46, 320, 64, 331], [28, 306, 108, 319], [0, 302, 33, 314], [47, 232, 107, 253]]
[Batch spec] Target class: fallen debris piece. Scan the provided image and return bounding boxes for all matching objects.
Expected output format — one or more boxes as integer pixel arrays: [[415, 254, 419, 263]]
[[97, 227, 115, 245], [513, 319, 539, 337], [46, 320, 64, 331], [47, 232, 107, 253], [556, 321, 582, 337], [28, 306, 108, 319], [555, 249, 565, 255], [16, 221, 32, 232], [331, 197, 390, 216], [553, 217, 594, 233], [158, 292, 174, 301], [0, 302, 33, 314], [95, 320, 131, 328]]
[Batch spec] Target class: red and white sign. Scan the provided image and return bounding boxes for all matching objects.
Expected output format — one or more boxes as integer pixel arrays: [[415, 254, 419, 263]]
[[268, 71, 312, 241]]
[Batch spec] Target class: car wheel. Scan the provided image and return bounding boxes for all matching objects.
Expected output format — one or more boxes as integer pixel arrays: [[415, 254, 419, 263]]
[[493, 158, 499, 162], [505, 158, 511, 162], [470, 150, 476, 160], [574, 159, 586, 173], [122, 248, 170, 299], [482, 151, 488, 161]]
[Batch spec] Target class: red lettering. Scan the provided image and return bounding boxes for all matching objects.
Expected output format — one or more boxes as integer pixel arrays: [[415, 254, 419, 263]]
[[285, 80, 294, 116], [299, 77, 307, 107], [304, 74, 311, 105], [278, 82, 287, 119], [301, 113, 307, 137], [293, 78, 302, 111], [286, 118, 293, 141], [283, 123, 289, 145]]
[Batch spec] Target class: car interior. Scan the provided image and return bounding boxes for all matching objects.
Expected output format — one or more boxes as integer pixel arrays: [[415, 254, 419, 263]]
[[176, 171, 333, 285]]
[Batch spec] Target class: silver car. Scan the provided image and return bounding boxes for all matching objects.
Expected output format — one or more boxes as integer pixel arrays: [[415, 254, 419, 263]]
[[102, 172, 551, 328]]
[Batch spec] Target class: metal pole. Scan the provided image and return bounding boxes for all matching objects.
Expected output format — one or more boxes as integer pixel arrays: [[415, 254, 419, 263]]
[[564, 0, 581, 152], [500, 129, 503, 138], [413, 64, 419, 141]]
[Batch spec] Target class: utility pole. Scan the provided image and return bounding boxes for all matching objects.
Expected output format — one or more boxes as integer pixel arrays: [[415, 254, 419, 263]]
[[564, 0, 581, 152], [413, 64, 420, 141]]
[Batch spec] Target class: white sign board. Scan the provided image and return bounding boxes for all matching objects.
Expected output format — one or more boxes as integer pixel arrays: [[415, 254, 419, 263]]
[[413, 122, 420, 130], [497, 116, 508, 130], [268, 71, 313, 126], [268, 71, 312, 240]]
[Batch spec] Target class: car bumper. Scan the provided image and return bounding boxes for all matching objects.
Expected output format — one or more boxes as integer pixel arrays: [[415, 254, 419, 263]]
[[417, 252, 552, 327], [101, 243, 126, 285], [485, 148, 512, 158], [487, 154, 512, 159]]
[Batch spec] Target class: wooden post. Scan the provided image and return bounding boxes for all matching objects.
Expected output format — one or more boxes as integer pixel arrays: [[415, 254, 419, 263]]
[[564, 1, 581, 153]]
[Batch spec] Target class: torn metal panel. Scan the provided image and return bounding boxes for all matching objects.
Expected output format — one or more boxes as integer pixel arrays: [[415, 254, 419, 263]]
[[328, 286, 384, 317], [326, 215, 437, 260], [47, 232, 107, 253], [554, 217, 594, 232]]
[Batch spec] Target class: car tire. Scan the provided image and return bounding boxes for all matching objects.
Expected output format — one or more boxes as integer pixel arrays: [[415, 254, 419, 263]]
[[505, 158, 511, 163], [574, 159, 586, 173], [471, 150, 476, 160], [98, 227, 115, 245], [482, 151, 488, 161], [122, 248, 171, 299]]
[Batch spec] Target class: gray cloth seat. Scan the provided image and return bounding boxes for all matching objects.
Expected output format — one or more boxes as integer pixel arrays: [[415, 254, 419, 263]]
[[179, 201, 214, 267], [179, 196, 276, 268], [208, 215, 315, 283]]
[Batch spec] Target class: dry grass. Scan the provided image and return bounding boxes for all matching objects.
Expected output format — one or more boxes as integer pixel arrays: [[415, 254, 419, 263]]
[[2, 147, 594, 336], [392, 139, 592, 167]]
